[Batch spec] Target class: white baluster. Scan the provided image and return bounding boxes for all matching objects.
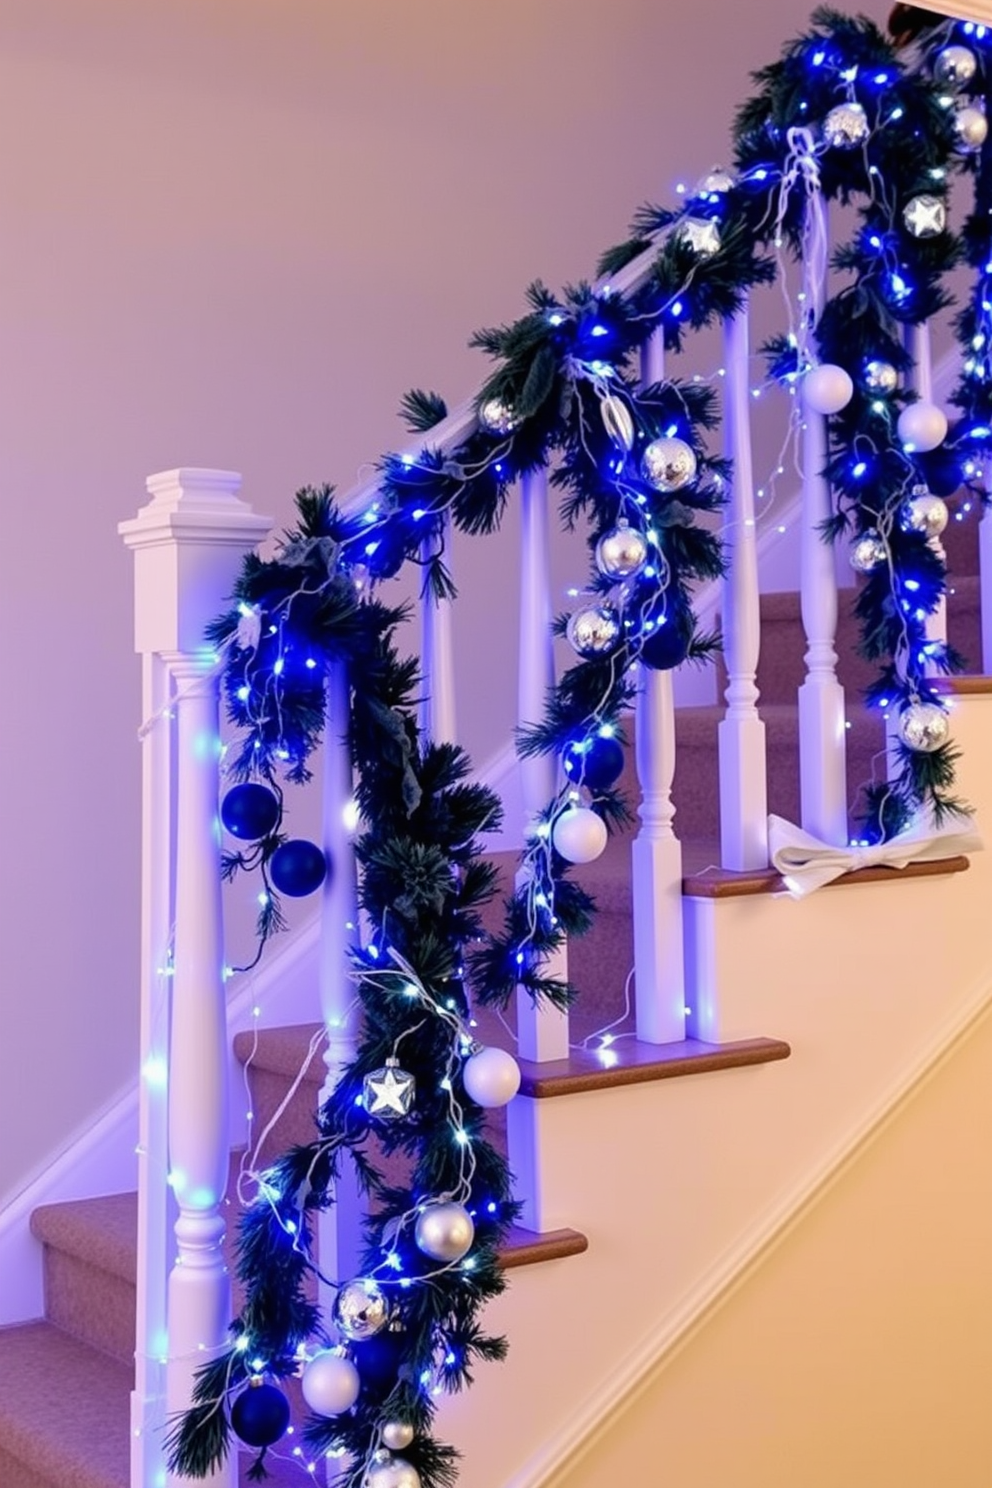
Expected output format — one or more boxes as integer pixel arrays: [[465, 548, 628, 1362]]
[[633, 329, 685, 1045], [718, 302, 769, 869], [516, 463, 568, 1062], [982, 504, 992, 673], [905, 321, 947, 651], [318, 660, 364, 1290], [799, 197, 848, 844], [420, 515, 458, 744], [120, 470, 270, 1488]]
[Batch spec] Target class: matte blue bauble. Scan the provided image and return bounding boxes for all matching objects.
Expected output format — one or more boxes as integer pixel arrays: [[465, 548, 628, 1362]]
[[221, 783, 280, 841], [562, 735, 625, 792], [230, 1382, 291, 1448], [639, 610, 694, 671], [269, 839, 328, 897]]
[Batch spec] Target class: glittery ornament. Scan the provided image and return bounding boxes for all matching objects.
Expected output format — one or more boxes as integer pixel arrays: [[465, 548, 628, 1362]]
[[822, 101, 870, 149], [381, 1422, 416, 1452], [696, 167, 735, 196], [414, 1201, 475, 1263], [953, 101, 988, 152], [902, 195, 946, 239], [849, 532, 887, 573], [902, 490, 949, 539], [641, 436, 697, 493], [934, 44, 978, 89], [566, 605, 621, 657], [365, 1451, 422, 1488], [595, 521, 649, 580], [678, 217, 722, 258], [863, 360, 898, 395], [332, 1279, 391, 1342], [600, 394, 635, 450], [551, 805, 609, 864], [363, 1058, 416, 1121], [897, 703, 950, 753], [478, 397, 519, 437]]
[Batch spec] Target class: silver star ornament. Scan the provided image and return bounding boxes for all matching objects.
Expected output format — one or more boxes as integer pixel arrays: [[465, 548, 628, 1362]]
[[902, 195, 946, 240], [363, 1058, 416, 1120], [678, 217, 722, 259]]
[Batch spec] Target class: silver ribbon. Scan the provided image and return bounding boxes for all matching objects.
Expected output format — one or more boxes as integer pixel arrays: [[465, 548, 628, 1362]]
[[769, 811, 983, 897]]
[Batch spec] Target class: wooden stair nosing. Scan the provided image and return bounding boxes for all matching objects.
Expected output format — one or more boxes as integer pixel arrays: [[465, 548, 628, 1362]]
[[517, 1035, 790, 1099], [496, 1225, 588, 1269], [683, 851, 971, 899]]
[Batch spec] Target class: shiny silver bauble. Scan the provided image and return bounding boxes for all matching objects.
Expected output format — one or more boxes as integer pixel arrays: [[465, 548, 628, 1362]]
[[902, 491, 949, 540], [953, 101, 988, 153], [641, 436, 697, 493], [897, 703, 950, 753], [478, 397, 519, 437], [566, 605, 622, 657], [595, 521, 649, 581], [822, 101, 870, 150], [934, 44, 978, 89], [332, 1278, 391, 1342], [414, 1201, 475, 1263], [863, 360, 898, 395], [600, 393, 635, 450], [850, 532, 887, 573], [381, 1421, 416, 1452], [364, 1450, 422, 1488]]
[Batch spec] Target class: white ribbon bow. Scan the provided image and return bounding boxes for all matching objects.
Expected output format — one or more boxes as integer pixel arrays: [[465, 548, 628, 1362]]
[[768, 812, 983, 897]]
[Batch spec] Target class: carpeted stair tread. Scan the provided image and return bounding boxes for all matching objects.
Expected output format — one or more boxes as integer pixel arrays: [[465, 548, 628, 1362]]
[[31, 1193, 137, 1285], [0, 1322, 131, 1488]]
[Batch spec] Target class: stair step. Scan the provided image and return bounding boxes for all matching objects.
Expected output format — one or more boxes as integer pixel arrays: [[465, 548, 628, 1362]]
[[29, 1195, 138, 1365], [683, 849, 972, 898], [517, 1035, 790, 1098]]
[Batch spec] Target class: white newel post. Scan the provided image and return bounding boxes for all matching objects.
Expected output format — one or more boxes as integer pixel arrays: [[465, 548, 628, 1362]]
[[516, 463, 569, 1062], [632, 329, 685, 1045], [905, 321, 947, 651], [718, 302, 769, 870], [120, 470, 271, 1488], [420, 515, 458, 744], [799, 197, 848, 844], [317, 659, 364, 1293]]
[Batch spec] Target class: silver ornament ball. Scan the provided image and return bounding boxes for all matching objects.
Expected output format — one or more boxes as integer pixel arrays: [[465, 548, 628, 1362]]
[[822, 101, 870, 150], [600, 394, 635, 451], [414, 1201, 475, 1263], [903, 491, 949, 539], [595, 521, 649, 580], [641, 436, 697, 493], [381, 1422, 416, 1452], [462, 1044, 522, 1108], [954, 101, 988, 152], [897, 400, 948, 453], [678, 216, 722, 259], [934, 44, 978, 89], [850, 532, 887, 573], [902, 194, 947, 239], [301, 1350, 361, 1417], [478, 397, 518, 437], [332, 1278, 391, 1342], [863, 360, 898, 395], [551, 805, 609, 865], [365, 1451, 422, 1488], [804, 363, 854, 416], [566, 605, 621, 657], [897, 703, 950, 753], [696, 167, 735, 196]]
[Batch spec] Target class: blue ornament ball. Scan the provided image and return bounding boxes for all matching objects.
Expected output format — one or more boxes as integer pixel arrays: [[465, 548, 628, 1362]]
[[230, 1382, 291, 1448], [221, 783, 280, 841], [562, 734, 625, 792], [269, 839, 328, 897], [639, 609, 694, 671]]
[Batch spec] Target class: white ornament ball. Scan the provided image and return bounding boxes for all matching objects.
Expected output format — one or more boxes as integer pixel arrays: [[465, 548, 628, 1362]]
[[551, 805, 608, 864], [897, 702, 950, 753], [850, 532, 887, 573], [641, 436, 697, 493], [595, 521, 649, 580], [903, 490, 949, 539], [301, 1350, 361, 1417], [897, 401, 948, 453], [414, 1201, 475, 1263], [804, 363, 854, 416], [478, 397, 518, 437], [822, 101, 870, 150], [954, 101, 988, 153], [566, 605, 621, 657], [863, 359, 898, 395], [463, 1045, 521, 1108], [934, 44, 978, 90], [365, 1451, 422, 1488], [381, 1422, 416, 1452], [600, 394, 635, 450]]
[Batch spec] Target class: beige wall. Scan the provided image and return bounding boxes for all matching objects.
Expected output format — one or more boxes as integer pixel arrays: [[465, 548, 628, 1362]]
[[0, 0, 894, 1198], [555, 1007, 992, 1488]]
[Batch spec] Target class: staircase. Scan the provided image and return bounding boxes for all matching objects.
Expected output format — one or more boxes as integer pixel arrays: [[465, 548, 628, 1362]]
[[0, 503, 987, 1488]]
